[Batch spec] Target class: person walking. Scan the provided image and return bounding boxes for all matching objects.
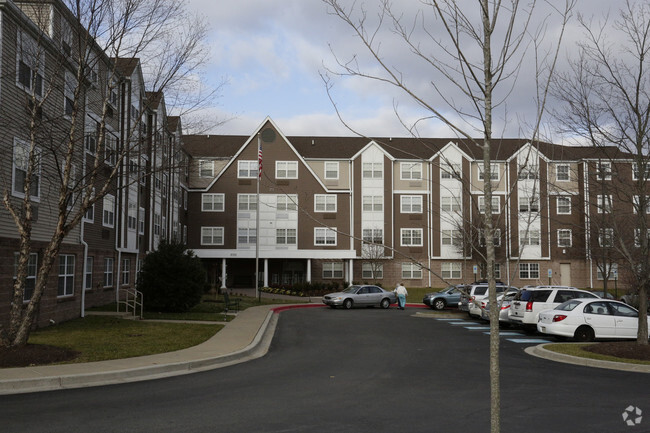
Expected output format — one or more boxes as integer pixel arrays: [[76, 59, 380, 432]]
[[394, 282, 408, 310]]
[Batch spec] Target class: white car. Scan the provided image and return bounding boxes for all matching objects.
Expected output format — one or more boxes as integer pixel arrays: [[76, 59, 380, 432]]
[[508, 286, 599, 329], [480, 289, 520, 325], [537, 298, 650, 341]]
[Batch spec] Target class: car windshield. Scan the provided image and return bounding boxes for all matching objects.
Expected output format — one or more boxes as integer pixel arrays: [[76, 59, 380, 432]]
[[342, 286, 360, 294], [555, 300, 581, 311]]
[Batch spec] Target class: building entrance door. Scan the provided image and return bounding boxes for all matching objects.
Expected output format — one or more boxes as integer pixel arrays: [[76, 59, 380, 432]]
[[560, 263, 571, 286]]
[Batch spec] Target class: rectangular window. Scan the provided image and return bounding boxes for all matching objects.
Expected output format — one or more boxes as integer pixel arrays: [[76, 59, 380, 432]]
[[401, 228, 423, 246], [362, 162, 383, 179], [276, 161, 298, 179], [634, 228, 650, 247], [557, 229, 572, 247], [84, 257, 93, 290], [441, 230, 462, 247], [238, 194, 258, 211], [323, 262, 344, 279], [478, 163, 499, 181], [598, 228, 614, 247], [402, 262, 422, 279], [315, 227, 337, 245], [519, 263, 540, 279], [362, 263, 383, 279], [104, 134, 117, 166], [632, 162, 650, 181], [102, 194, 115, 227], [519, 229, 541, 246], [58, 255, 75, 297], [401, 195, 423, 213], [556, 196, 571, 214], [400, 162, 422, 180], [324, 162, 339, 179], [315, 194, 337, 212], [238, 227, 257, 245], [202, 193, 225, 212], [277, 194, 297, 211], [362, 228, 383, 244], [363, 196, 383, 212], [441, 162, 461, 179], [201, 227, 224, 245], [556, 164, 570, 181], [519, 195, 539, 213], [121, 259, 130, 286], [441, 196, 461, 212], [276, 228, 297, 245], [127, 201, 137, 231], [441, 262, 462, 279], [633, 195, 650, 214], [237, 161, 257, 178], [518, 164, 539, 180], [479, 228, 501, 247], [597, 195, 613, 213], [199, 160, 214, 177], [12, 138, 41, 199], [596, 161, 612, 180], [64, 71, 76, 117], [478, 196, 500, 214], [597, 263, 618, 280], [103, 257, 114, 287], [138, 207, 145, 235], [14, 252, 37, 301], [16, 30, 44, 97]]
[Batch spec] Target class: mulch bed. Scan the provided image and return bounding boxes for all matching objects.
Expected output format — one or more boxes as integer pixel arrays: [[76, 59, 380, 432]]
[[0, 344, 80, 368], [583, 341, 650, 361]]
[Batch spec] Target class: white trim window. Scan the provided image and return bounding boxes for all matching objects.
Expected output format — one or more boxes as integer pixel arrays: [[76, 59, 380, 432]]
[[556, 164, 570, 181], [441, 230, 462, 247], [121, 258, 130, 286], [127, 201, 137, 231], [315, 194, 337, 212], [479, 228, 501, 247], [362, 228, 384, 244], [518, 164, 539, 180], [633, 195, 650, 214], [238, 160, 256, 178], [85, 118, 99, 155], [12, 138, 41, 199], [58, 254, 75, 297], [64, 70, 76, 117], [324, 161, 339, 180], [441, 195, 461, 212], [276, 228, 297, 245], [519, 263, 540, 279], [363, 162, 383, 179], [441, 262, 462, 279], [315, 227, 337, 246], [362, 263, 383, 279], [323, 262, 344, 279], [84, 257, 93, 290], [202, 193, 225, 212], [401, 228, 423, 246], [277, 194, 297, 211], [402, 262, 422, 279], [557, 229, 572, 247], [104, 134, 117, 166], [201, 227, 224, 245], [363, 195, 383, 212], [138, 207, 145, 235], [519, 229, 540, 246], [597, 263, 618, 280], [238, 194, 257, 211], [238, 227, 257, 245], [401, 162, 422, 180], [441, 162, 461, 179], [633, 162, 650, 181], [598, 228, 614, 247], [16, 30, 44, 97], [478, 163, 499, 181], [103, 257, 114, 287], [519, 195, 539, 213], [556, 196, 571, 215], [596, 195, 612, 214], [199, 160, 215, 177], [102, 194, 115, 227], [401, 195, 423, 213], [634, 228, 650, 247], [596, 161, 612, 180], [276, 161, 298, 179], [14, 252, 37, 301], [478, 196, 500, 214]]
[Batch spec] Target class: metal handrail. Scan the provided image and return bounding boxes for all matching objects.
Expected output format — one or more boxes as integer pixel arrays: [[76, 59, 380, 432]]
[[117, 287, 144, 319]]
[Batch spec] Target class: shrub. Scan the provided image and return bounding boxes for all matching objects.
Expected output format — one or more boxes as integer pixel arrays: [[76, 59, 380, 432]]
[[138, 240, 208, 312]]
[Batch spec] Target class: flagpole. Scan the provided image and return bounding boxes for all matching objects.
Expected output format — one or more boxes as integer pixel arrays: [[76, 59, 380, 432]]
[[256, 134, 261, 302]]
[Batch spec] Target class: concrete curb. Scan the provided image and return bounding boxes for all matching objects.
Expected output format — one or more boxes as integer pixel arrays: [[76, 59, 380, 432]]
[[525, 343, 650, 373]]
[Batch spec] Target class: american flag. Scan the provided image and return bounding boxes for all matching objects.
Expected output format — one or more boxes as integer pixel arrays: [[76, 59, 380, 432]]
[[258, 137, 263, 179]]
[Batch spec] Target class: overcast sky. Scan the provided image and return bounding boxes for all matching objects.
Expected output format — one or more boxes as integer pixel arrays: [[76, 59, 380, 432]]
[[185, 0, 618, 140]]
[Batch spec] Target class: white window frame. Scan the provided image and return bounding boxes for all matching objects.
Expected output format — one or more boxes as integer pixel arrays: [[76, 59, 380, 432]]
[[362, 263, 383, 279], [201, 227, 224, 245], [519, 229, 541, 246], [479, 228, 501, 247], [441, 162, 461, 180], [362, 195, 383, 212], [478, 196, 500, 214], [102, 194, 115, 228], [401, 228, 423, 246], [598, 228, 614, 247], [121, 258, 130, 286], [362, 162, 383, 179], [596, 161, 612, 180], [12, 138, 41, 200], [324, 161, 339, 180], [362, 228, 384, 244], [441, 196, 462, 213], [634, 228, 650, 247], [478, 163, 499, 181], [103, 257, 114, 288], [138, 207, 145, 235], [104, 134, 117, 166], [597, 195, 613, 214], [401, 195, 423, 213], [199, 160, 214, 177], [58, 254, 75, 297], [14, 252, 37, 302], [237, 160, 256, 178], [276, 228, 297, 245], [557, 229, 572, 247], [441, 262, 462, 279], [64, 70, 76, 117], [16, 30, 44, 97], [519, 195, 539, 213], [315, 227, 337, 246], [402, 262, 422, 279], [238, 194, 257, 211], [556, 164, 570, 181], [518, 164, 539, 180], [400, 162, 422, 180], [441, 229, 462, 247], [556, 196, 571, 215], [238, 227, 257, 245], [202, 193, 225, 212], [323, 262, 344, 279], [597, 263, 618, 280], [276, 161, 298, 179], [277, 194, 297, 211], [519, 263, 540, 279], [314, 194, 337, 212], [633, 195, 650, 214], [632, 162, 650, 181]]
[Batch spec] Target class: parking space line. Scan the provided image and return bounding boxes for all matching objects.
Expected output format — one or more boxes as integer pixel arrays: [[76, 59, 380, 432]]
[[465, 326, 491, 330], [506, 338, 551, 344]]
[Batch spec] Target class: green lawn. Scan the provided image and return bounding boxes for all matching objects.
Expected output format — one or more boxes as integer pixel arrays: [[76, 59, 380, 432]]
[[544, 343, 650, 365]]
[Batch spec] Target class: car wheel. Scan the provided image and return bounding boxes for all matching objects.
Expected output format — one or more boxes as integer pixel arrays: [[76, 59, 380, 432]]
[[380, 298, 390, 309], [433, 299, 446, 310], [574, 326, 595, 342], [343, 299, 353, 310]]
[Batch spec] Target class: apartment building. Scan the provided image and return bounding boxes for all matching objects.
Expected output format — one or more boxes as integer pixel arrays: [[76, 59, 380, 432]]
[[0, 0, 187, 328], [184, 118, 637, 293]]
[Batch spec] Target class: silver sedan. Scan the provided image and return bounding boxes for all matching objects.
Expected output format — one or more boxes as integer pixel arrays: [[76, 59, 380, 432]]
[[322, 285, 397, 309]]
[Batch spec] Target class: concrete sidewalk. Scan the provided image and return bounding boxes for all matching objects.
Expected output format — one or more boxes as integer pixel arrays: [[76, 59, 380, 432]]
[[0, 304, 285, 395]]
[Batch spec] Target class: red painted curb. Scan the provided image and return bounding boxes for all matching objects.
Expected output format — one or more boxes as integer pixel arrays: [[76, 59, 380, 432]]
[[271, 303, 427, 313]]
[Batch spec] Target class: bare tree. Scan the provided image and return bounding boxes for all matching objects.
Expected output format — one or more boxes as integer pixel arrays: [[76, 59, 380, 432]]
[[322, 1, 574, 431], [552, 0, 650, 344], [2, 0, 219, 348]]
